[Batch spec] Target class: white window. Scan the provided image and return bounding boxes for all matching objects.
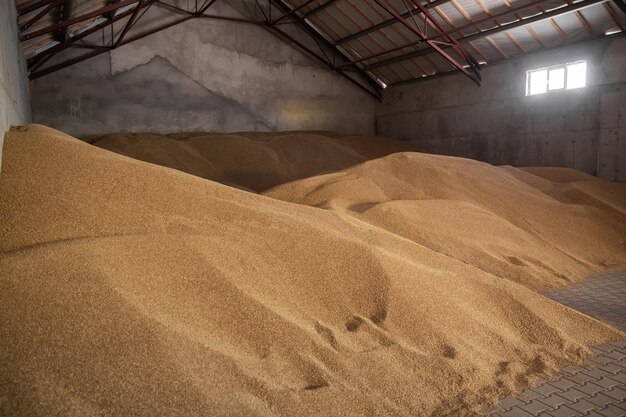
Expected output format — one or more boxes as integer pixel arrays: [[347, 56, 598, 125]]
[[526, 60, 586, 96]]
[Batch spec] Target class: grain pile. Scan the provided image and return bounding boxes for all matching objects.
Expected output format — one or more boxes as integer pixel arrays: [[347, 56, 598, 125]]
[[265, 153, 626, 292], [86, 131, 421, 191], [1, 125, 625, 417]]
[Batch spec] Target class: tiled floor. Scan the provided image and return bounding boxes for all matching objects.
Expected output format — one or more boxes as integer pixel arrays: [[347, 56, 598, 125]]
[[544, 270, 626, 332], [485, 270, 626, 417]]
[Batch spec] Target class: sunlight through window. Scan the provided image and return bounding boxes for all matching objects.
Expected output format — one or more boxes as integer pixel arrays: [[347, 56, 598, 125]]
[[566, 62, 587, 90], [526, 60, 586, 96]]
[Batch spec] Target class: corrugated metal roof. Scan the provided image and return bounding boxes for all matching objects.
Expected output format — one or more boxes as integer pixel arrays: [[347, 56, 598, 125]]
[[16, 0, 110, 56], [290, 0, 624, 86], [13, 0, 626, 89]]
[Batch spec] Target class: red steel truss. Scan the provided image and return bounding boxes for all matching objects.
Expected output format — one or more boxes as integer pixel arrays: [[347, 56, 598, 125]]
[[373, 0, 481, 84], [13, 0, 488, 96]]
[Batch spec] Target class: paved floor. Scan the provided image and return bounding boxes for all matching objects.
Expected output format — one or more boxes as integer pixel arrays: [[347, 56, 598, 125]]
[[485, 270, 626, 417], [544, 270, 626, 332]]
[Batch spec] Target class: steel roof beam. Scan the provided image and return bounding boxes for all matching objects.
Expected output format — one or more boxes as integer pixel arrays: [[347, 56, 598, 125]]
[[613, 0, 626, 14], [335, 0, 453, 45], [303, 0, 341, 19], [18, 0, 60, 16], [29, 0, 217, 79], [337, 0, 550, 69], [113, 0, 145, 46], [603, 2, 625, 30], [389, 30, 625, 87], [373, 0, 481, 84], [271, 0, 317, 24], [266, 24, 383, 100], [19, 0, 64, 31], [365, 0, 609, 70], [266, 0, 384, 100], [56, 0, 73, 41], [26, 0, 382, 100], [20, 0, 143, 41], [27, 3, 148, 71], [106, 0, 122, 19]]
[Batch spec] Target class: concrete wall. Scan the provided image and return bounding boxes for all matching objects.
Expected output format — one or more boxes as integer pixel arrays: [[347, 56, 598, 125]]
[[1, 0, 31, 169], [376, 35, 626, 181], [30, 2, 375, 137]]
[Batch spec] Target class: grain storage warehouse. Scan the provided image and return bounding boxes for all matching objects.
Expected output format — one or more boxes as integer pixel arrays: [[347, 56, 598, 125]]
[[1, 0, 625, 416]]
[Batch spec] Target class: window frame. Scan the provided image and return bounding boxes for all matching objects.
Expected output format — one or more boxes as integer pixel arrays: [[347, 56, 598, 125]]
[[525, 60, 587, 96]]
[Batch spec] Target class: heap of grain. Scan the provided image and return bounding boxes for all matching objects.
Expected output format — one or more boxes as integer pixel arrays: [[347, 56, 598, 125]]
[[1, 125, 624, 417], [86, 131, 421, 191], [264, 152, 626, 291]]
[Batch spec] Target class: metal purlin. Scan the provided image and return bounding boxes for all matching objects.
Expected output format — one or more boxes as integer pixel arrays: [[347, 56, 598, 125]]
[[372, 0, 482, 84]]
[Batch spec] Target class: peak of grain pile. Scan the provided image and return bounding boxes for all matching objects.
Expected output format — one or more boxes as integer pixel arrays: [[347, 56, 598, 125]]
[[264, 152, 626, 292], [1, 125, 625, 417], [85, 130, 421, 192]]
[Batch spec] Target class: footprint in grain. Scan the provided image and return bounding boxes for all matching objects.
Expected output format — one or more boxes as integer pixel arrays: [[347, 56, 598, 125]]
[[442, 344, 457, 359], [505, 256, 526, 266], [345, 315, 394, 351], [303, 381, 329, 391], [345, 315, 365, 332], [315, 322, 339, 349]]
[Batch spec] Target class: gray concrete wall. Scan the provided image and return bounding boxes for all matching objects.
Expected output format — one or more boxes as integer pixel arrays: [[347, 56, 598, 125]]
[[376, 35, 626, 181], [30, 2, 375, 137], [1, 0, 31, 170]]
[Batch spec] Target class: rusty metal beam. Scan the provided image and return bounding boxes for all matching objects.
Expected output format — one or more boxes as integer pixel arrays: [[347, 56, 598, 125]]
[[389, 31, 625, 88], [303, 0, 341, 18], [26, 0, 383, 100], [113, 0, 146, 46], [266, 24, 383, 100], [372, 0, 481, 84], [20, 0, 144, 41], [27, 3, 147, 71], [18, 0, 60, 16], [335, 0, 453, 45], [29, 0, 217, 79], [271, 0, 317, 24], [266, 0, 384, 99], [614, 0, 626, 14], [603, 2, 625, 30], [56, 0, 73, 41], [19, 0, 64, 32], [336, 0, 545, 66], [365, 0, 609, 71]]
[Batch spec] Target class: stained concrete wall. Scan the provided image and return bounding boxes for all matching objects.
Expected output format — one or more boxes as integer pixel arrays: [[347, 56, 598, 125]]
[[376, 35, 626, 181], [30, 2, 375, 137], [1, 0, 31, 170]]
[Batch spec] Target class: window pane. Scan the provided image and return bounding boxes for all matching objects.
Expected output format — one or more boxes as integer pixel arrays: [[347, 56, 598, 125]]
[[548, 68, 565, 90], [528, 69, 547, 95], [567, 62, 586, 89]]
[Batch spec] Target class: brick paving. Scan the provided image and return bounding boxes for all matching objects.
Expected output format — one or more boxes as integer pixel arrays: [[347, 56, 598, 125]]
[[544, 270, 626, 332], [484, 270, 626, 417]]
